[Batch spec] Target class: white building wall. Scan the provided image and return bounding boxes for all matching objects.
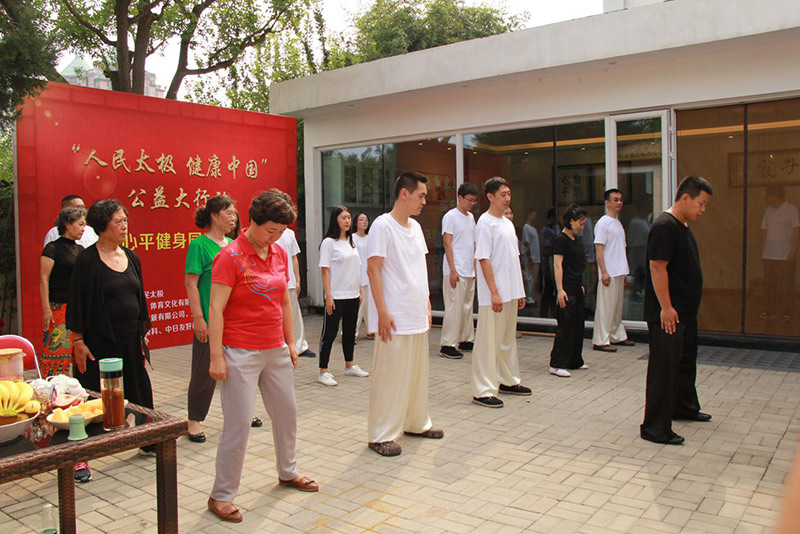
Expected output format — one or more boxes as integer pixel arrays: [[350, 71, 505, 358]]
[[300, 33, 800, 305]]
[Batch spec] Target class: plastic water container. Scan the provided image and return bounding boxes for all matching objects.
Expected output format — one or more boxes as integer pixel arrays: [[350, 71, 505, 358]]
[[0, 348, 24, 381]]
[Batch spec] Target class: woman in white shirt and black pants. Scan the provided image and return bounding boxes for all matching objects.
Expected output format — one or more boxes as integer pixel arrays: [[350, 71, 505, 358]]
[[318, 206, 370, 386]]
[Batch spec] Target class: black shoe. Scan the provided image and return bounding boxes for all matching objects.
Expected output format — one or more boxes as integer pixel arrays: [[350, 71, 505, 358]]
[[440, 346, 463, 359], [187, 432, 206, 443], [641, 433, 685, 445], [499, 384, 532, 396], [251, 417, 263, 428], [472, 396, 504, 408], [299, 349, 316, 358], [458, 342, 474, 352], [673, 412, 712, 422]]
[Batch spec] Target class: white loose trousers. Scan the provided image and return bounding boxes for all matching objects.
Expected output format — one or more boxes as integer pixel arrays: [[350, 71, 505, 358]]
[[368, 332, 432, 443], [440, 276, 475, 348], [355, 284, 371, 338], [592, 275, 628, 346], [472, 302, 522, 398], [288, 288, 309, 354]]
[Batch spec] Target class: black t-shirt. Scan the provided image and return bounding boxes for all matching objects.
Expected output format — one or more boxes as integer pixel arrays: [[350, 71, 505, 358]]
[[553, 231, 585, 294], [41, 237, 84, 304], [102, 262, 142, 343], [644, 212, 703, 322]]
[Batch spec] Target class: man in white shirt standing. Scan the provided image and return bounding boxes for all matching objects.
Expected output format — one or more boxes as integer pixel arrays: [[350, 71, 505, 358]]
[[439, 182, 479, 359], [43, 194, 98, 247], [521, 210, 541, 306], [592, 189, 635, 352], [472, 177, 530, 409], [276, 228, 315, 358], [367, 172, 442, 456], [761, 185, 800, 322]]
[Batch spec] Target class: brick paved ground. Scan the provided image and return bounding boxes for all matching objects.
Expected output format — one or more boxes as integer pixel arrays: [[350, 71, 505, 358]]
[[2, 315, 799, 533]]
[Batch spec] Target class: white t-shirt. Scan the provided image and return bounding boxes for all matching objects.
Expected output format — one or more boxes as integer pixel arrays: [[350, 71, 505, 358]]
[[353, 233, 370, 286], [275, 228, 300, 289], [441, 208, 476, 278], [367, 214, 429, 335], [521, 223, 541, 265], [593, 215, 629, 278], [44, 225, 98, 249], [475, 213, 525, 306], [319, 237, 361, 300], [762, 201, 800, 260]]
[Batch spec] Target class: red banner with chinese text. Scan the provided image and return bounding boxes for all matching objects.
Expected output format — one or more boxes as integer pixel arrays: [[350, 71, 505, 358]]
[[16, 82, 297, 349]]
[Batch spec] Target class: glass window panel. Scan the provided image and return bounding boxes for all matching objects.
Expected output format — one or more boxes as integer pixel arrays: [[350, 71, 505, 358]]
[[616, 117, 662, 322], [555, 121, 606, 320], [393, 138, 457, 312], [745, 98, 800, 336], [676, 105, 744, 334]]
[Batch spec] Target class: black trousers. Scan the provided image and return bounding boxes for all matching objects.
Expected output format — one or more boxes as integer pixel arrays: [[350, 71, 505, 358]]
[[640, 320, 702, 442], [318, 297, 359, 369], [549, 290, 585, 369], [187, 336, 215, 422]]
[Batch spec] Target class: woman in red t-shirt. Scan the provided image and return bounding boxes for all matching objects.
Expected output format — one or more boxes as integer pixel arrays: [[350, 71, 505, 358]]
[[206, 189, 318, 523]]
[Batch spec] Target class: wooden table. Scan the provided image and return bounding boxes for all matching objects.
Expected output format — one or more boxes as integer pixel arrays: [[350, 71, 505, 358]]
[[0, 401, 187, 534]]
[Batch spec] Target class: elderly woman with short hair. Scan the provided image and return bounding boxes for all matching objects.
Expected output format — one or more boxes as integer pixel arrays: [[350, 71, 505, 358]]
[[40, 206, 86, 378], [67, 199, 154, 466], [207, 189, 318, 523]]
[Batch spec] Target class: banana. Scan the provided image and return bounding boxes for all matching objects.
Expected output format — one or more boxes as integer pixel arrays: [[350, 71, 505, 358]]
[[14, 382, 33, 413], [0, 380, 18, 406], [0, 383, 8, 412], [24, 399, 41, 415]]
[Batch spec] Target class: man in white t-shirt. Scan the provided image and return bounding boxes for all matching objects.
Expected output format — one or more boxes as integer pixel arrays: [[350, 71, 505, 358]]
[[276, 228, 315, 358], [521, 210, 541, 306], [760, 185, 800, 322], [472, 177, 530, 409], [43, 194, 98, 248], [592, 189, 634, 352], [439, 182, 479, 359], [366, 172, 442, 456]]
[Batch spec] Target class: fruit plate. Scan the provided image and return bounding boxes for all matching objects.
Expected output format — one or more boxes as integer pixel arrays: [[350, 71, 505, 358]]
[[46, 411, 103, 431], [46, 401, 128, 431], [0, 412, 39, 444]]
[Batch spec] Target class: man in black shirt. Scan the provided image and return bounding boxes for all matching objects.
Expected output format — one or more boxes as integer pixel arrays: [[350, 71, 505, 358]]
[[641, 176, 713, 445]]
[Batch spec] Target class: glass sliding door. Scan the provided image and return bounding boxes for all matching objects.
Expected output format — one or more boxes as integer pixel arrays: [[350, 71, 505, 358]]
[[607, 111, 670, 323]]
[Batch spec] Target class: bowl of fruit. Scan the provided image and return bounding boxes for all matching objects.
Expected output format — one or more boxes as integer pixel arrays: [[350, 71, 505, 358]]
[[0, 380, 41, 444], [47, 398, 106, 430]]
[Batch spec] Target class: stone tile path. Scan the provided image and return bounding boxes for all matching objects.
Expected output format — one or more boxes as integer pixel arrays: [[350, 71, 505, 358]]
[[2, 316, 798, 533]]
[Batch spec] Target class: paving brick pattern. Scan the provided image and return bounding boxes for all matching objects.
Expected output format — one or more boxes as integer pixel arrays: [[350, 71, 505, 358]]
[[2, 316, 798, 533]]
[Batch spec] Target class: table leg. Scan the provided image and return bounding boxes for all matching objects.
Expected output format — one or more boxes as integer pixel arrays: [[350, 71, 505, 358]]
[[57, 466, 77, 534], [155, 439, 179, 534]]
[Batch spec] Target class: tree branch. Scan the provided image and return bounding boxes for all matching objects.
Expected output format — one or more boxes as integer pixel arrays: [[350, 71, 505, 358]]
[[59, 0, 117, 47], [129, 0, 165, 24]]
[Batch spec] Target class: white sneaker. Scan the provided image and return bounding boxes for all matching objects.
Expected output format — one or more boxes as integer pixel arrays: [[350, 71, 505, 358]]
[[578, 364, 588, 370], [549, 367, 571, 378], [344, 365, 369, 377], [317, 372, 338, 386]]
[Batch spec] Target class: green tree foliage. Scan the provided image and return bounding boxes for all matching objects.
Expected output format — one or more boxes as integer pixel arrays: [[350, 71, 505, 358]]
[[0, 0, 60, 130], [51, 0, 310, 99], [353, 0, 525, 62]]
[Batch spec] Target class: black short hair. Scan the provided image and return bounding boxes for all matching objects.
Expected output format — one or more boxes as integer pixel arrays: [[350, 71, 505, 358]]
[[766, 184, 785, 199], [249, 189, 297, 226], [675, 176, 714, 201], [87, 199, 127, 233], [194, 194, 235, 229], [561, 204, 587, 229], [484, 176, 509, 196], [56, 206, 86, 236], [394, 171, 428, 199], [61, 194, 82, 208], [604, 188, 623, 201], [457, 183, 479, 198]]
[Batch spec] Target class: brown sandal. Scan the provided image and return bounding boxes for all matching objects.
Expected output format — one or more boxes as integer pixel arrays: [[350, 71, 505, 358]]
[[279, 475, 319, 492], [207, 497, 243, 523], [592, 344, 617, 352], [404, 427, 444, 439], [368, 441, 402, 456]]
